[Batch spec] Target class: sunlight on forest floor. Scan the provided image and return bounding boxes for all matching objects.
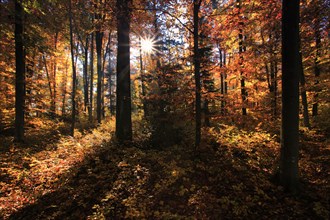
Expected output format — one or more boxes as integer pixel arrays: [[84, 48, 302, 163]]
[[0, 117, 329, 219]]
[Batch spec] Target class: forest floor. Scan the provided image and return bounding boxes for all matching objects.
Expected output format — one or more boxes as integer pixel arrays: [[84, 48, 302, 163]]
[[0, 117, 329, 219]]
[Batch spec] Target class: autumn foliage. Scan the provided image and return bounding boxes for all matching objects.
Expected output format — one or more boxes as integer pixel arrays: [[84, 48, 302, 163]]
[[0, 0, 329, 219]]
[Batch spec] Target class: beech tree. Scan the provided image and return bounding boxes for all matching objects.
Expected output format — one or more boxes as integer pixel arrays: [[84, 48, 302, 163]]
[[14, 0, 25, 142], [279, 0, 301, 193], [116, 0, 132, 142], [96, 0, 104, 124], [69, 0, 77, 136]]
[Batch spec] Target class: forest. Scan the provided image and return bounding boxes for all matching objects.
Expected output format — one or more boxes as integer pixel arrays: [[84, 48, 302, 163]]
[[0, 0, 329, 219]]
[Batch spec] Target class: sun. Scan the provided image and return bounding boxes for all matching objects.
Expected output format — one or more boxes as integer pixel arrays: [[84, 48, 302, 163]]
[[140, 36, 156, 54]]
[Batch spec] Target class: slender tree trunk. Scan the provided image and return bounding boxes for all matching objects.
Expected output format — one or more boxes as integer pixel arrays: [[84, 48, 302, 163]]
[[194, 0, 202, 149], [279, 0, 300, 193], [102, 34, 111, 118], [116, 0, 132, 142], [61, 59, 69, 116], [96, 30, 103, 123], [89, 32, 94, 122], [224, 51, 227, 96], [26, 51, 35, 115], [270, 61, 276, 117], [52, 32, 58, 117], [237, 0, 247, 116], [108, 37, 113, 115], [69, 0, 77, 136], [83, 36, 89, 112], [219, 48, 225, 115], [274, 61, 278, 117], [14, 0, 25, 142]]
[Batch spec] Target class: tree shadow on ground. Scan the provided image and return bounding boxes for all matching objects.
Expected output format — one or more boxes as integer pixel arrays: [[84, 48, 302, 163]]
[[7, 130, 330, 219], [8, 141, 124, 220]]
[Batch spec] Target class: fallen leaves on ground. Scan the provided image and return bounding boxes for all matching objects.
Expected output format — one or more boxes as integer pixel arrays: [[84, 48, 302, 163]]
[[0, 119, 329, 219]]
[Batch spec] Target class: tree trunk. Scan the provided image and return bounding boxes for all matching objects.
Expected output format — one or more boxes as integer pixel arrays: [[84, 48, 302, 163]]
[[52, 32, 58, 117], [61, 59, 69, 116], [108, 36, 114, 116], [194, 0, 202, 149], [83, 36, 89, 112], [219, 48, 225, 115], [237, 0, 247, 116], [69, 0, 77, 136], [279, 0, 300, 193], [14, 0, 25, 142], [96, 30, 103, 123], [89, 32, 94, 122], [116, 0, 132, 142], [102, 34, 111, 118]]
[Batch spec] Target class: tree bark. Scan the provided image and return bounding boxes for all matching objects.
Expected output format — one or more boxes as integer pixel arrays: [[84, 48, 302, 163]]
[[237, 0, 247, 116], [14, 0, 25, 142], [83, 36, 89, 112], [279, 0, 300, 193], [116, 0, 132, 142], [69, 0, 77, 136], [108, 35, 114, 115], [52, 32, 58, 117], [89, 32, 94, 122], [96, 28, 103, 123]]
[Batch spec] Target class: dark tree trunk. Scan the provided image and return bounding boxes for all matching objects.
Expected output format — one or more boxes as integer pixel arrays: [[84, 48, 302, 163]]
[[279, 0, 300, 193], [14, 0, 25, 142], [237, 0, 247, 116], [83, 36, 89, 112], [194, 0, 202, 149], [69, 0, 77, 136], [270, 61, 278, 118], [116, 0, 132, 142], [219, 48, 225, 115], [96, 30, 103, 124], [89, 32, 94, 122], [108, 36, 114, 116], [224, 51, 228, 95]]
